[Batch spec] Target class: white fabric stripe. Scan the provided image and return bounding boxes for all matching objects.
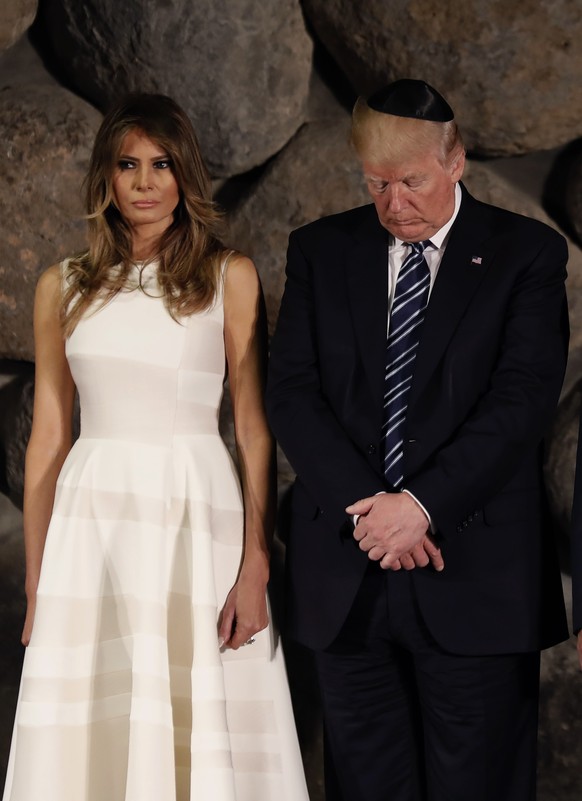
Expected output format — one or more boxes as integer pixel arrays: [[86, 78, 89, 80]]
[[385, 409, 407, 430], [391, 275, 431, 313], [383, 375, 410, 396], [386, 341, 418, 366], [385, 352, 417, 381], [387, 304, 427, 341], [384, 451, 404, 472], [384, 439, 403, 460], [383, 386, 410, 408], [384, 415, 406, 438]]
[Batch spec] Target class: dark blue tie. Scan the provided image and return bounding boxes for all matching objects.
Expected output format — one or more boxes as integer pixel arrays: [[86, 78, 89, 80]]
[[383, 240, 432, 487]]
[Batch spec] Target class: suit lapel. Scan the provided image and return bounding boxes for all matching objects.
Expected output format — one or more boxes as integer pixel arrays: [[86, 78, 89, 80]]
[[407, 188, 496, 409], [344, 209, 389, 427]]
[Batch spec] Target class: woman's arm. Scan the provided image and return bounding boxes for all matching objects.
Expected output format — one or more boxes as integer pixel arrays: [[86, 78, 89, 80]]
[[21, 265, 76, 645], [218, 254, 276, 650]]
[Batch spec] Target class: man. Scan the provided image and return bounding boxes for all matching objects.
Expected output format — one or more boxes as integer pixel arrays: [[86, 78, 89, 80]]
[[266, 79, 569, 801]]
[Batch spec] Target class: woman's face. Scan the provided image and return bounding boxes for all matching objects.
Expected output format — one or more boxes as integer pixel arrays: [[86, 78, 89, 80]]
[[112, 129, 180, 241]]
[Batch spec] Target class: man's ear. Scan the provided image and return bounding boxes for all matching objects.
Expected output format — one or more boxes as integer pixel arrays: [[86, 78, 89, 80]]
[[449, 148, 466, 183]]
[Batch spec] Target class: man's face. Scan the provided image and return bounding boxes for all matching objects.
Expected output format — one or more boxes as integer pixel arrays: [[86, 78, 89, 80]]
[[362, 145, 465, 242]]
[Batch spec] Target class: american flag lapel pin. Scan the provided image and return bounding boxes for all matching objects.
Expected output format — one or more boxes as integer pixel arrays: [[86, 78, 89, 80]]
[[471, 255, 483, 265]]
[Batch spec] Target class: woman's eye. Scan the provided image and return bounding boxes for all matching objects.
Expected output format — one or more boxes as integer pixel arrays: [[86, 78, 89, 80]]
[[154, 159, 172, 169], [118, 160, 136, 170]]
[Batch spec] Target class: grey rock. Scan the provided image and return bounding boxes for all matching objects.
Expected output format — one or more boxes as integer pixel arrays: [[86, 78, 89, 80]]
[[302, 0, 582, 156], [0, 26, 56, 90], [39, 0, 312, 176], [0, 83, 101, 361], [0, 0, 37, 52]]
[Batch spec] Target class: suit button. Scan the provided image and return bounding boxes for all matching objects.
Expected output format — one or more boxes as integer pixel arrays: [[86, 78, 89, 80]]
[[462, 521, 468, 528], [456, 525, 463, 533], [367, 444, 376, 455], [467, 514, 474, 523]]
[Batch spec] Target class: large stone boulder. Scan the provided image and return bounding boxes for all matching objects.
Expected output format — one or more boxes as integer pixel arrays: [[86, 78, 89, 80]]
[[0, 0, 36, 52], [39, 0, 313, 177], [0, 83, 101, 361], [302, 0, 582, 157]]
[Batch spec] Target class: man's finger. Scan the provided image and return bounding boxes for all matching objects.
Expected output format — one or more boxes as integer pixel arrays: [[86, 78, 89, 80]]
[[346, 497, 375, 515]]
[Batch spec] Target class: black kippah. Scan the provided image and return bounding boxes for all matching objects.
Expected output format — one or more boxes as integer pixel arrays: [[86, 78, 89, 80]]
[[367, 79, 454, 122]]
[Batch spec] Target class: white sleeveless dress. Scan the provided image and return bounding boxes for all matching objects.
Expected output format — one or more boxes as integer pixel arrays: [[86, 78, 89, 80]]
[[2, 260, 309, 801]]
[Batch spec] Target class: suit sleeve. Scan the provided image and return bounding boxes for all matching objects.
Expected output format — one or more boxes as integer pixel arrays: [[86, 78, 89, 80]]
[[266, 231, 386, 532], [406, 230, 569, 536]]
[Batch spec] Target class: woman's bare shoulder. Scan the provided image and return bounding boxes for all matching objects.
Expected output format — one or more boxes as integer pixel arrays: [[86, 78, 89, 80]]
[[223, 252, 260, 294], [35, 263, 65, 312], [37, 263, 63, 289]]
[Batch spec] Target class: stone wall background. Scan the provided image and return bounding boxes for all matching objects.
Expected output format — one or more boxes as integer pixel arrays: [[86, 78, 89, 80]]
[[2, 1, 582, 798]]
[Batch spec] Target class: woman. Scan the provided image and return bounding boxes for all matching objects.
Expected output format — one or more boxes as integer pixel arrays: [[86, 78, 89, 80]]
[[3, 93, 309, 801]]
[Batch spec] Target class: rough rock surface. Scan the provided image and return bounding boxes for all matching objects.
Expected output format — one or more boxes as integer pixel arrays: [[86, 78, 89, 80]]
[[39, 0, 312, 177], [302, 0, 582, 156], [0, 83, 101, 361], [0, 0, 37, 52]]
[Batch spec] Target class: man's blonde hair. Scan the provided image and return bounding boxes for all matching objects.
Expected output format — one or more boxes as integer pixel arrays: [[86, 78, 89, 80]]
[[351, 96, 465, 167]]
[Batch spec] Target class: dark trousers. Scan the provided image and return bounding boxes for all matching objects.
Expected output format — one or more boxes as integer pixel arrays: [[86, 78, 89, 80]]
[[314, 565, 540, 801]]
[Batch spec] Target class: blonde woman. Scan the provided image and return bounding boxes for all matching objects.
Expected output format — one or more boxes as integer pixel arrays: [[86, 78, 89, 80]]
[[3, 93, 309, 801]]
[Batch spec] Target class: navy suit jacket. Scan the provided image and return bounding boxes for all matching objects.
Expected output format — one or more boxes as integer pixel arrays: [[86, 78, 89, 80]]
[[266, 184, 569, 654]]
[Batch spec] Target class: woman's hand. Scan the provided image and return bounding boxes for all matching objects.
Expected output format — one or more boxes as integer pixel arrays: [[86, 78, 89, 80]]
[[218, 565, 269, 650]]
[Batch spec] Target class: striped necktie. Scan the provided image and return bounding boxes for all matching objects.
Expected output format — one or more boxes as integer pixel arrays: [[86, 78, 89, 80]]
[[383, 240, 432, 487]]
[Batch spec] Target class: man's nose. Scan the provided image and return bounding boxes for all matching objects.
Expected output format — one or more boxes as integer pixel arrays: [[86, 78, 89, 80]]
[[385, 185, 403, 212]]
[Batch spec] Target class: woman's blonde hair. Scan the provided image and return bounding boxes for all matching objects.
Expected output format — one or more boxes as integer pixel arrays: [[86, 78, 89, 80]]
[[351, 96, 465, 167], [63, 93, 225, 334]]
